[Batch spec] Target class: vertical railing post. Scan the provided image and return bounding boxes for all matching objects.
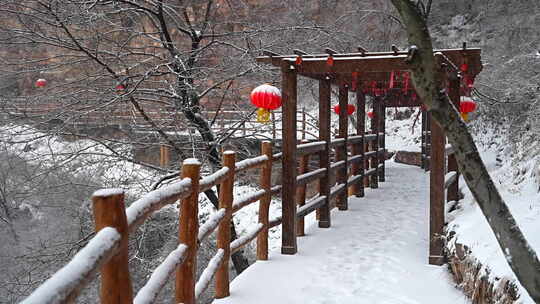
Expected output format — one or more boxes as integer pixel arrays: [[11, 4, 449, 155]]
[[215, 152, 235, 298], [317, 78, 331, 228], [425, 112, 431, 172], [297, 141, 310, 236], [257, 141, 273, 260], [281, 61, 298, 255], [92, 189, 133, 304], [160, 144, 170, 168], [379, 103, 386, 182], [421, 109, 427, 169], [301, 107, 307, 140], [354, 87, 365, 197], [271, 111, 276, 141], [447, 72, 461, 203], [176, 159, 201, 304], [370, 97, 380, 189], [337, 83, 349, 210]]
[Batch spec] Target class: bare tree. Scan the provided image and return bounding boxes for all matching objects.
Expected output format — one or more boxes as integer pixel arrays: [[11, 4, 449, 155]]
[[391, 0, 540, 301]]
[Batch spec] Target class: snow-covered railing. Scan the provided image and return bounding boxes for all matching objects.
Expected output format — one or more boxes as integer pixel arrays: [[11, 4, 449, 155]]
[[23, 128, 389, 304]]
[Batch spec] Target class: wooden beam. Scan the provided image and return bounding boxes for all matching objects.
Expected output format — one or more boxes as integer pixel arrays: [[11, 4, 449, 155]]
[[281, 62, 298, 255], [317, 78, 332, 228]]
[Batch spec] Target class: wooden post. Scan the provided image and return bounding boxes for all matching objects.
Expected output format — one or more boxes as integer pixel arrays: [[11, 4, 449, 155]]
[[92, 189, 133, 304], [215, 152, 235, 298], [447, 74, 461, 203], [379, 103, 386, 182], [421, 110, 426, 169], [176, 159, 201, 304], [370, 97, 379, 189], [354, 88, 365, 197], [297, 143, 309, 236], [281, 62, 297, 255], [429, 117, 445, 265], [160, 144, 170, 168], [317, 78, 331, 228], [257, 141, 273, 260], [337, 83, 349, 210]]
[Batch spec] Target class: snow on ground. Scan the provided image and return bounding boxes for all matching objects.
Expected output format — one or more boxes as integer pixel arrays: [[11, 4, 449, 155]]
[[214, 162, 468, 304], [447, 141, 539, 303]]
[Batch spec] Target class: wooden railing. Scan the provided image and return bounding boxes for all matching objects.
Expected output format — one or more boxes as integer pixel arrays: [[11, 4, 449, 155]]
[[22, 132, 386, 304], [1, 99, 320, 140]]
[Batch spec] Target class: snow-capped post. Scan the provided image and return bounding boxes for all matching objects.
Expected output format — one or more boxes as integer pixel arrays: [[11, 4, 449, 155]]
[[337, 83, 349, 210], [216, 151, 235, 298], [352, 85, 365, 197], [370, 97, 380, 189], [297, 140, 310, 236], [257, 141, 273, 260], [160, 144, 170, 168], [91, 189, 133, 304], [176, 159, 201, 304], [280, 62, 298, 254]]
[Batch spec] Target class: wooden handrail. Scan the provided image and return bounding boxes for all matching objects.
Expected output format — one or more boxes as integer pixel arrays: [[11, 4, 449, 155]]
[[24, 133, 388, 304]]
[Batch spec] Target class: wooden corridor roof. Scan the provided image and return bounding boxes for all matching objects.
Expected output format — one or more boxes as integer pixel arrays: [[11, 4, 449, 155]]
[[256, 47, 482, 89]]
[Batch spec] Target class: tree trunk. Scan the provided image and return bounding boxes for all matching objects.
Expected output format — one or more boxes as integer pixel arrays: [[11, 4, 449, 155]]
[[391, 0, 540, 301]]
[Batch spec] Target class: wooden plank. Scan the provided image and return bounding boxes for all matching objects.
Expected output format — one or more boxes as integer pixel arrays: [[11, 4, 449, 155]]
[[356, 89, 365, 197], [215, 152, 235, 299], [317, 78, 332, 228], [92, 190, 133, 304], [337, 83, 349, 210], [429, 118, 445, 266], [280, 63, 298, 255], [176, 159, 201, 304], [257, 142, 273, 260]]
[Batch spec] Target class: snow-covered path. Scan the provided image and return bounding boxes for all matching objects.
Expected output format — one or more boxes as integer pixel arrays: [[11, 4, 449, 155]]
[[214, 162, 468, 304]]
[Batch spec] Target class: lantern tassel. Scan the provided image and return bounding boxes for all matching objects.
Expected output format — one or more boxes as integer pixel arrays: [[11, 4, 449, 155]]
[[256, 108, 271, 123], [461, 113, 469, 122]]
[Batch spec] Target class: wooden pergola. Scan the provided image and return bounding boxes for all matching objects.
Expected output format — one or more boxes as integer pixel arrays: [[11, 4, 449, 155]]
[[256, 46, 482, 264]]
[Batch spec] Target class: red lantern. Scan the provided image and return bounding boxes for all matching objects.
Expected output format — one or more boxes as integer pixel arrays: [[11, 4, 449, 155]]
[[115, 84, 126, 91], [367, 111, 374, 119], [250, 84, 282, 122], [460, 96, 477, 122], [295, 56, 303, 65], [460, 63, 468, 72], [35, 78, 47, 88], [333, 104, 356, 115]]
